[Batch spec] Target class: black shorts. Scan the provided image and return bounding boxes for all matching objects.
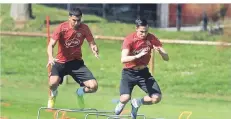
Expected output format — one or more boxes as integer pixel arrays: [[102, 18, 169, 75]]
[[50, 59, 95, 86], [120, 67, 161, 96]]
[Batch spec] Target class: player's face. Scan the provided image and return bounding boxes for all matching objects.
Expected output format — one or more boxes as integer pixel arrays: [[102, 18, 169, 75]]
[[69, 15, 81, 29], [136, 25, 149, 39]]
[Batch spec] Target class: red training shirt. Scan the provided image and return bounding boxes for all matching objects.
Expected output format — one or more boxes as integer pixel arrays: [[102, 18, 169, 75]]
[[122, 32, 162, 69], [51, 22, 94, 63]]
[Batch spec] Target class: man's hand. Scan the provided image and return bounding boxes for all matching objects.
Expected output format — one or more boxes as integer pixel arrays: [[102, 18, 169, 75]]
[[88, 41, 99, 59], [91, 45, 99, 59], [135, 48, 148, 59], [46, 57, 58, 67]]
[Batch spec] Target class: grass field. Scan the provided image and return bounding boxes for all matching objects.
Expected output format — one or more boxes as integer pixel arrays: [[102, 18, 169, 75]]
[[1, 3, 231, 119], [1, 36, 231, 119]]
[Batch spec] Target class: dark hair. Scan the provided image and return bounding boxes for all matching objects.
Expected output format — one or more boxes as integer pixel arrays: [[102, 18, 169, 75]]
[[135, 18, 148, 27], [69, 8, 82, 17]]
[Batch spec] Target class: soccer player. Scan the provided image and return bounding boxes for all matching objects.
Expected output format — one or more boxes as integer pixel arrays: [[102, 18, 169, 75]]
[[47, 8, 99, 108], [114, 18, 169, 119]]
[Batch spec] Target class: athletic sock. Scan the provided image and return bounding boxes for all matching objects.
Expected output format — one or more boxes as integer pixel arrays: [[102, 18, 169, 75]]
[[51, 89, 57, 97], [136, 98, 144, 107], [115, 101, 126, 115], [77, 87, 85, 96]]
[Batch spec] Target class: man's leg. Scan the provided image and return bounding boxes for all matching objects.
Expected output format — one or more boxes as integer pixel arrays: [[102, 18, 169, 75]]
[[115, 69, 135, 115], [115, 94, 130, 115], [134, 94, 161, 105], [133, 78, 162, 105], [131, 76, 162, 119], [130, 94, 161, 119], [69, 60, 97, 108], [48, 76, 61, 108], [131, 94, 161, 110], [81, 79, 98, 93], [76, 79, 98, 97], [75, 79, 97, 108], [47, 62, 65, 108], [72, 66, 98, 96]]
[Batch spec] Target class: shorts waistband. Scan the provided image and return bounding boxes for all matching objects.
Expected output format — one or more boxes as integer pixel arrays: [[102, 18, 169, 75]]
[[131, 65, 147, 70]]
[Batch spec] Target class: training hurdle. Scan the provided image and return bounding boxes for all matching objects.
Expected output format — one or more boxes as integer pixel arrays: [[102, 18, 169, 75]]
[[37, 107, 101, 119], [37, 106, 149, 119], [37, 107, 61, 119], [37, 106, 116, 119], [84, 113, 147, 119], [178, 111, 192, 119], [55, 108, 114, 119]]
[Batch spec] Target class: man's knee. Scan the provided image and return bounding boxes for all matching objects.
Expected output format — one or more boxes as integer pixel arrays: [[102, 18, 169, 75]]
[[151, 94, 162, 104], [49, 76, 60, 88], [84, 79, 98, 92], [120, 94, 131, 103]]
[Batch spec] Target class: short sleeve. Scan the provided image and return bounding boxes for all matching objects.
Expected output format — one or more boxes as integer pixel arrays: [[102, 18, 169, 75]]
[[122, 38, 132, 50], [150, 34, 162, 47], [85, 25, 94, 42], [51, 24, 62, 41]]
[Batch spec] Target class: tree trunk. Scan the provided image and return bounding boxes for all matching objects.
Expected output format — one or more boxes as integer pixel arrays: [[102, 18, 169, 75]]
[[10, 4, 31, 22], [28, 4, 34, 19], [202, 11, 208, 31], [176, 4, 182, 31], [102, 4, 107, 18], [136, 4, 141, 19]]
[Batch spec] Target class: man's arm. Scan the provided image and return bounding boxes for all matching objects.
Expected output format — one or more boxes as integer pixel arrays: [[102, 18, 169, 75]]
[[84, 25, 99, 58], [121, 49, 148, 63], [88, 40, 99, 58], [46, 38, 58, 67], [150, 34, 169, 61], [47, 23, 62, 67], [154, 46, 169, 61]]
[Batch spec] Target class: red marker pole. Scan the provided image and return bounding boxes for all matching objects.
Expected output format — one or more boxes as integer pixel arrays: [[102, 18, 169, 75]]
[[46, 16, 51, 97]]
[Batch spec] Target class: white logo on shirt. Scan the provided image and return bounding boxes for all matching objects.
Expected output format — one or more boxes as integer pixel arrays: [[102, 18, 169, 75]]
[[133, 47, 150, 55], [76, 32, 82, 37], [132, 40, 152, 55], [64, 34, 81, 48]]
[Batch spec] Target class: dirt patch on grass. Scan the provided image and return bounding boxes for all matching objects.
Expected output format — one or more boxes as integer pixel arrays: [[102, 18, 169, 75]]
[[14, 20, 27, 29]]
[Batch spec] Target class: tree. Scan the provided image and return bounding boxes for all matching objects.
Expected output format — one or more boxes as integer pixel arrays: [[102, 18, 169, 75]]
[[102, 4, 107, 18], [202, 11, 208, 31], [10, 4, 33, 22], [176, 4, 182, 31]]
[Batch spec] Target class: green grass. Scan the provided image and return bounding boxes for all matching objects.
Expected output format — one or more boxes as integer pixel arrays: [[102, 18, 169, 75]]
[[0, 4, 228, 42], [1, 36, 231, 119]]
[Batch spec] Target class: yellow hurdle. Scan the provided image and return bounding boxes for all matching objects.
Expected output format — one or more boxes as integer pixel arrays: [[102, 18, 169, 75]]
[[178, 111, 192, 119]]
